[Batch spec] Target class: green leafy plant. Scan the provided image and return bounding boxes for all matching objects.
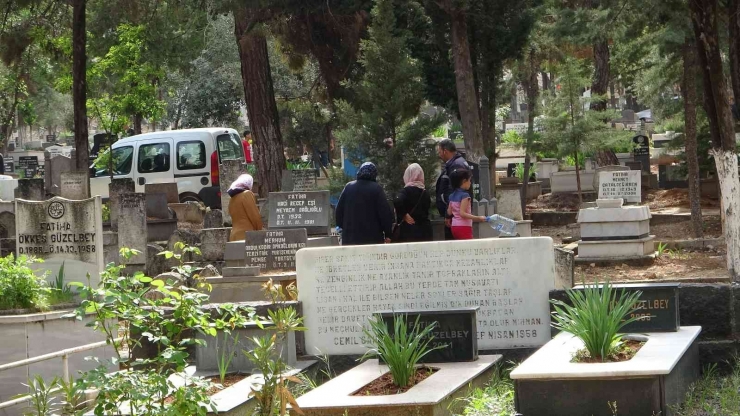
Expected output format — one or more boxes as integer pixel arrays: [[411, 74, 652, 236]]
[[217, 333, 240, 384], [158, 241, 204, 288], [14, 375, 59, 416], [656, 242, 669, 258], [550, 282, 643, 362], [68, 246, 255, 415], [361, 314, 444, 388], [286, 160, 312, 170], [49, 261, 75, 306], [501, 130, 525, 145], [101, 203, 110, 222], [514, 163, 525, 180], [58, 376, 88, 416], [242, 279, 306, 416], [0, 254, 49, 311]]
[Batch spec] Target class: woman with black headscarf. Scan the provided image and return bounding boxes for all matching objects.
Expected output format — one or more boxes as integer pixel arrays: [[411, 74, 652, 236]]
[[335, 162, 394, 245]]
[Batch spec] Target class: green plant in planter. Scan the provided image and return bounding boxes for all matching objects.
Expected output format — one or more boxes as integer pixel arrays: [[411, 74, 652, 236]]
[[69, 246, 255, 415], [14, 375, 59, 416], [550, 282, 643, 362], [0, 254, 49, 311], [242, 279, 306, 416], [361, 314, 444, 388], [217, 333, 240, 384]]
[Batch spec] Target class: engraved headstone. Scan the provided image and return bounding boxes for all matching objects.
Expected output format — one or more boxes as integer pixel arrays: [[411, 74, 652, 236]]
[[60, 171, 89, 200], [18, 156, 39, 171], [268, 191, 330, 235], [117, 193, 147, 266], [378, 308, 478, 363], [109, 179, 135, 230], [297, 237, 555, 354], [15, 196, 104, 286], [598, 170, 642, 203], [144, 183, 179, 204], [291, 170, 317, 191], [203, 209, 223, 229], [632, 134, 650, 174], [245, 229, 308, 272]]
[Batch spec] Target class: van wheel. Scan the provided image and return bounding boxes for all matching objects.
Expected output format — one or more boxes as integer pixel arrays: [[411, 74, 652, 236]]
[[179, 193, 202, 204]]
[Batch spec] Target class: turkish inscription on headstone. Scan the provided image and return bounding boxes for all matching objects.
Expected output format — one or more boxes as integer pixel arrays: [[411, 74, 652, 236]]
[[573, 283, 679, 332], [268, 191, 330, 233], [15, 196, 104, 286], [291, 170, 317, 191], [117, 193, 147, 266], [245, 229, 307, 272], [18, 156, 38, 170], [598, 170, 641, 203], [633, 134, 650, 174], [378, 308, 478, 363], [3, 160, 13, 173], [60, 172, 89, 200], [297, 237, 555, 354]]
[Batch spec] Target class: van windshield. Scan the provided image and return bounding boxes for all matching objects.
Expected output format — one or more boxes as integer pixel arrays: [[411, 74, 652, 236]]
[[216, 133, 244, 162], [92, 146, 134, 177]]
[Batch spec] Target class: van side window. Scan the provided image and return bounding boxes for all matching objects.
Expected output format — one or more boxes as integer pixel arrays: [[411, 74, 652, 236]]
[[216, 133, 244, 162], [138, 143, 171, 173], [93, 146, 133, 177], [177, 141, 206, 170]]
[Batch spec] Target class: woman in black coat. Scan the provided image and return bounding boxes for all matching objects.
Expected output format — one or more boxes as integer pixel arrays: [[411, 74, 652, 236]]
[[335, 162, 394, 245], [393, 163, 433, 242]]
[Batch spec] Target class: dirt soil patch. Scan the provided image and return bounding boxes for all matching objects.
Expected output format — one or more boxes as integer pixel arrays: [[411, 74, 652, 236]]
[[572, 339, 645, 363], [205, 373, 249, 396], [576, 249, 728, 283], [528, 188, 719, 212], [352, 367, 438, 396]]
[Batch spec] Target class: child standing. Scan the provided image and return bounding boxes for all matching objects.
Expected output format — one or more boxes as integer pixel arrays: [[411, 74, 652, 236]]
[[447, 169, 489, 240]]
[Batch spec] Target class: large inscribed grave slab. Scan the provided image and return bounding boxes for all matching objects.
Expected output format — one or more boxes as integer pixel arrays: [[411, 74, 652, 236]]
[[297, 237, 555, 354]]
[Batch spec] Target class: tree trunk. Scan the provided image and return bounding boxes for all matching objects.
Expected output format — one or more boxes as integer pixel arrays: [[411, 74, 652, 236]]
[[72, 0, 89, 174], [590, 39, 610, 112], [234, 8, 285, 196], [521, 48, 538, 216], [609, 82, 617, 109], [448, 5, 484, 162], [541, 71, 549, 91], [690, 0, 739, 278], [730, 0, 740, 105], [133, 113, 142, 135], [682, 39, 703, 238]]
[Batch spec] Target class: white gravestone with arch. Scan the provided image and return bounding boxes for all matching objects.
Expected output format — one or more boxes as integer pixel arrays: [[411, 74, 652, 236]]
[[15, 196, 104, 286], [297, 237, 555, 355]]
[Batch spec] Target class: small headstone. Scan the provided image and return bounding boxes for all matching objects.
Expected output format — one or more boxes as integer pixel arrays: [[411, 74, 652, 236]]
[[15, 196, 104, 286], [245, 229, 308, 272], [144, 183, 179, 204], [146, 193, 171, 219], [117, 193, 147, 266], [378, 308, 478, 363], [632, 134, 650, 174], [18, 156, 39, 171], [203, 210, 223, 229], [573, 283, 679, 332], [109, 179, 135, 230], [268, 191, 330, 235], [3, 160, 13, 173], [46, 153, 74, 195], [598, 171, 641, 203], [14, 178, 44, 201], [290, 169, 317, 191], [219, 160, 246, 225], [200, 228, 230, 261], [626, 161, 643, 171], [60, 171, 89, 200], [297, 237, 555, 354]]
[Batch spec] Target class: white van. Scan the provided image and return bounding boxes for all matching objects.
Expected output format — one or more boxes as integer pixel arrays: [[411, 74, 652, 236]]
[[90, 128, 245, 208]]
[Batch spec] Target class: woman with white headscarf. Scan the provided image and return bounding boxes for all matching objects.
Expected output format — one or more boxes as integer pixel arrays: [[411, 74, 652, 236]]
[[393, 163, 432, 242], [228, 174, 263, 241]]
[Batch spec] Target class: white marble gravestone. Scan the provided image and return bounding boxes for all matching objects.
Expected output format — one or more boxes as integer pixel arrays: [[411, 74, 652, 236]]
[[60, 171, 90, 200], [598, 170, 641, 203], [297, 237, 555, 355], [15, 196, 104, 286]]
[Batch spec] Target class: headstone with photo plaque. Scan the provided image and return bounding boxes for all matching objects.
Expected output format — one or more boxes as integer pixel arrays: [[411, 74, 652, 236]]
[[297, 237, 555, 355], [245, 229, 307, 272], [268, 191, 330, 235], [15, 196, 104, 286], [378, 307, 479, 363], [598, 170, 642, 203]]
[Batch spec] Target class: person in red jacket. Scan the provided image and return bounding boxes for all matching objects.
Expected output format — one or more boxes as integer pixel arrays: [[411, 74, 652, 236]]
[[242, 128, 253, 163]]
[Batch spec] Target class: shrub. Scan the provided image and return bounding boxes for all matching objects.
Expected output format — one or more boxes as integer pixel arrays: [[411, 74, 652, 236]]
[[0, 254, 49, 311], [550, 282, 642, 362], [361, 314, 443, 388], [501, 130, 524, 145]]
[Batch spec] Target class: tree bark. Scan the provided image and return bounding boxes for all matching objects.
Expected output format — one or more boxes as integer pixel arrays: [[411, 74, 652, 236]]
[[521, 48, 538, 216], [682, 39, 703, 238], [72, 0, 89, 174], [447, 4, 484, 162], [590, 39, 610, 112], [730, 0, 740, 105], [690, 0, 739, 278], [234, 8, 285, 196], [133, 113, 142, 135]]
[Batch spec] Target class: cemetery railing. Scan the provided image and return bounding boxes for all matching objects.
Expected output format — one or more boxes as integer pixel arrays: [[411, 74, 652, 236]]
[[0, 337, 122, 410]]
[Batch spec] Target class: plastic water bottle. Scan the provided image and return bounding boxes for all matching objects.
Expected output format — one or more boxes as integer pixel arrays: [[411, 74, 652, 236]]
[[486, 214, 517, 237]]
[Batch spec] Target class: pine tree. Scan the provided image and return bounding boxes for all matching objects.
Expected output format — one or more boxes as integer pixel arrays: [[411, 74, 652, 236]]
[[335, 0, 443, 196]]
